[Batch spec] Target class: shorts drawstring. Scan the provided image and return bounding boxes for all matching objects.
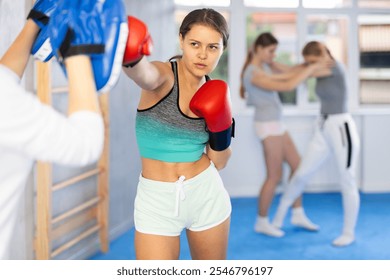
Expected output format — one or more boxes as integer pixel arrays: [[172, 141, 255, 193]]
[[174, 175, 186, 217]]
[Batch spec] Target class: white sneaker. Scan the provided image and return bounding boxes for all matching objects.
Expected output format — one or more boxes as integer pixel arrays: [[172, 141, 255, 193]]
[[291, 207, 320, 231], [254, 216, 285, 237], [332, 234, 355, 247]]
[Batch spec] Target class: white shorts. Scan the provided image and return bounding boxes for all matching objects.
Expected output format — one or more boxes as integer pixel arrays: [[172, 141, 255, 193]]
[[254, 121, 286, 140], [134, 162, 232, 236]]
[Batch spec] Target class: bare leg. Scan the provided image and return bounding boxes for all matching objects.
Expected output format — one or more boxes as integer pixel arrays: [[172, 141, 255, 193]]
[[187, 217, 230, 260], [282, 132, 319, 231], [135, 231, 180, 260], [254, 136, 284, 237], [282, 132, 302, 208], [259, 136, 283, 216]]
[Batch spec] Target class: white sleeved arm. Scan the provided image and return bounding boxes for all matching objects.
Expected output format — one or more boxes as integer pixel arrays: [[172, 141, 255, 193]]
[[0, 65, 104, 166]]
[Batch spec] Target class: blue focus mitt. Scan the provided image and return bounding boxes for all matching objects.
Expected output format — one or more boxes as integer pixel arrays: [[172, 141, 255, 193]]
[[29, 0, 58, 62], [27, 0, 57, 28], [48, 0, 128, 93]]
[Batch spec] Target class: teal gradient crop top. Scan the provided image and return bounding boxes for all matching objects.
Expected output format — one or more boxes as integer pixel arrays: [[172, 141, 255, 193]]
[[135, 61, 209, 162]]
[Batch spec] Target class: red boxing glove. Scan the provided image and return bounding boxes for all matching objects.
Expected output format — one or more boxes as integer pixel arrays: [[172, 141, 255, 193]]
[[190, 80, 235, 151], [122, 16, 153, 67]]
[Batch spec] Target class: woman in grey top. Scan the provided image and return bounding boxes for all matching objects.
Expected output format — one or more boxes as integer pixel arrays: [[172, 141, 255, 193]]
[[239, 33, 329, 237], [273, 41, 360, 247]]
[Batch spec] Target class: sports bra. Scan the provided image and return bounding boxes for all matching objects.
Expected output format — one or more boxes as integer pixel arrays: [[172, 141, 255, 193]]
[[135, 61, 209, 162]]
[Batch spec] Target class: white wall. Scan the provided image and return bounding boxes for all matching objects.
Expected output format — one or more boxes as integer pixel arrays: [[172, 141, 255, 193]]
[[359, 112, 390, 192]]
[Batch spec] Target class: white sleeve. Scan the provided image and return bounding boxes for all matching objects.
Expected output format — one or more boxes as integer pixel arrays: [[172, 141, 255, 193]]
[[0, 65, 104, 166]]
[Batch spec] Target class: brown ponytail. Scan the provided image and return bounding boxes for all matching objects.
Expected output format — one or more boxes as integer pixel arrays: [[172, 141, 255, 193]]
[[239, 51, 253, 99]]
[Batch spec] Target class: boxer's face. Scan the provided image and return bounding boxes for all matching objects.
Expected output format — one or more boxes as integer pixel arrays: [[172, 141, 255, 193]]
[[179, 24, 224, 77]]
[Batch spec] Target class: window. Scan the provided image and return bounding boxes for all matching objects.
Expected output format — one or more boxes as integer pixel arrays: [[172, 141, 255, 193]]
[[246, 12, 298, 104], [359, 15, 390, 104], [303, 0, 351, 8], [359, 0, 390, 8], [174, 0, 230, 6], [244, 0, 298, 8]]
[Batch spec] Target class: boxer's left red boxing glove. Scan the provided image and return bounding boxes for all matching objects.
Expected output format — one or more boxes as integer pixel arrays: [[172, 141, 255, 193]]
[[190, 80, 235, 151], [122, 16, 153, 67]]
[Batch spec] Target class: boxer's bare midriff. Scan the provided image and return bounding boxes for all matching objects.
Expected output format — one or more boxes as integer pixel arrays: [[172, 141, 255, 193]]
[[140, 153, 210, 182]]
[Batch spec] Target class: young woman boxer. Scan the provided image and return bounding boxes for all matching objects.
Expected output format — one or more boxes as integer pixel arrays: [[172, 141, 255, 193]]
[[122, 9, 234, 259]]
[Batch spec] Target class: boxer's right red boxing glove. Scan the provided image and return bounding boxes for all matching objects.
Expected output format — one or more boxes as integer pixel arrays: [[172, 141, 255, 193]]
[[190, 80, 235, 151], [122, 16, 153, 67]]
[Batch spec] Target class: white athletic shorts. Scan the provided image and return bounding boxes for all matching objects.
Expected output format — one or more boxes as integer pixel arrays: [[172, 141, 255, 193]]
[[134, 162, 232, 236], [254, 121, 286, 140]]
